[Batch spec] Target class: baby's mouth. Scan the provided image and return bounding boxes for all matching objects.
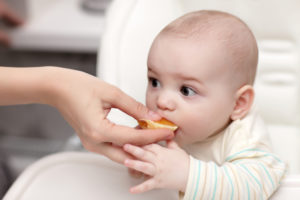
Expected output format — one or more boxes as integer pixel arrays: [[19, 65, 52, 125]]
[[174, 127, 180, 135]]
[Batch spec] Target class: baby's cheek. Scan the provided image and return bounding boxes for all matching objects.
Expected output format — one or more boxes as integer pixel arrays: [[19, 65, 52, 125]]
[[184, 114, 203, 129], [179, 118, 196, 134], [182, 116, 210, 139]]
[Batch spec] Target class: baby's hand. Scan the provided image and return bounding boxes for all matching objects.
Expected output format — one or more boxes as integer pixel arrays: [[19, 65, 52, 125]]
[[123, 140, 190, 193], [128, 168, 144, 179]]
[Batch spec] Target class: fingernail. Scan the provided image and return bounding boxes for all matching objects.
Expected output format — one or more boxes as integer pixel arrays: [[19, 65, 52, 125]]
[[147, 111, 161, 120]]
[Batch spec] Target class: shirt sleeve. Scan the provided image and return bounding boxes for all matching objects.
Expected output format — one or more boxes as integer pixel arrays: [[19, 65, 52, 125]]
[[181, 149, 287, 200]]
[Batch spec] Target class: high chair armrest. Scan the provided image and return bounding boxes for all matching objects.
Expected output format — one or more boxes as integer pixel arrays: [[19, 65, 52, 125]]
[[270, 174, 300, 199]]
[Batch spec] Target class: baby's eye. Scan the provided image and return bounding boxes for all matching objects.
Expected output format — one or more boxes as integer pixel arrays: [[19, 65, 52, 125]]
[[149, 77, 161, 88], [180, 86, 196, 96]]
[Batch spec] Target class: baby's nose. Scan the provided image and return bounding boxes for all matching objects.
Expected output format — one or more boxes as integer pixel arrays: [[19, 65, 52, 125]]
[[156, 92, 176, 111]]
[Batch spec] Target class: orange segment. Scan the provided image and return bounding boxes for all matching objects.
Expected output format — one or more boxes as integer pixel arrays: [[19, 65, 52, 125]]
[[138, 118, 178, 131]]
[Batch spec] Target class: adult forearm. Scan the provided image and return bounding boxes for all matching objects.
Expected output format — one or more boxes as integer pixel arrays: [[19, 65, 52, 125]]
[[0, 66, 58, 106]]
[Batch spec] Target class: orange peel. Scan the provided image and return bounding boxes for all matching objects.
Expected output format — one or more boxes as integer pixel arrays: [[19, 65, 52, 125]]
[[138, 118, 178, 131]]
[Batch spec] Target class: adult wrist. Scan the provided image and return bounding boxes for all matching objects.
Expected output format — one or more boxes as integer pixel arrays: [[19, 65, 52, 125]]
[[36, 66, 69, 108]]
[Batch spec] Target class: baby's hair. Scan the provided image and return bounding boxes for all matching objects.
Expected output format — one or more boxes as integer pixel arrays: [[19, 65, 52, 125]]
[[159, 10, 258, 86]]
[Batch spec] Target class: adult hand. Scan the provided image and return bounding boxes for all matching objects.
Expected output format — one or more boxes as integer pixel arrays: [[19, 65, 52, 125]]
[[0, 66, 174, 163], [0, 0, 23, 45], [44, 67, 174, 163]]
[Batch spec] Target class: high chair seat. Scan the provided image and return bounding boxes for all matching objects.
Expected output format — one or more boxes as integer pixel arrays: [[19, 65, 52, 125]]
[[3, 152, 178, 200], [4, 0, 300, 199], [3, 151, 300, 200]]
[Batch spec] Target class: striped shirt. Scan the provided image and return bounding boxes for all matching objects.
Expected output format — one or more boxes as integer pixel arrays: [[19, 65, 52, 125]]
[[180, 111, 287, 200]]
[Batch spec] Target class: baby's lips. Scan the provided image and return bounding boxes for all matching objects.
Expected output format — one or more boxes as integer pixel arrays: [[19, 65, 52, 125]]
[[137, 118, 178, 132]]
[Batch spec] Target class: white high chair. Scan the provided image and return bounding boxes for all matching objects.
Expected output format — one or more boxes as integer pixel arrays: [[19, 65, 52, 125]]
[[4, 0, 300, 199]]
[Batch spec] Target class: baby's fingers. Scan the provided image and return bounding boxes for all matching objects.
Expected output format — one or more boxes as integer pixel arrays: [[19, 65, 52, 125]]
[[123, 144, 154, 162], [124, 159, 155, 176], [130, 178, 156, 194]]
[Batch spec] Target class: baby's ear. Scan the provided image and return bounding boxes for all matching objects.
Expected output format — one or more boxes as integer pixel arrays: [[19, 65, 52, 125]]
[[230, 85, 254, 120]]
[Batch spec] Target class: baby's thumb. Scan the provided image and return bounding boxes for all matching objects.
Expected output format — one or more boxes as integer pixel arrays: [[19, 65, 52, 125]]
[[167, 140, 180, 149]]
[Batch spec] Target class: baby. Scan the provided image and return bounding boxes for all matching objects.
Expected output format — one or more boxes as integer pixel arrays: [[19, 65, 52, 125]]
[[123, 10, 286, 199]]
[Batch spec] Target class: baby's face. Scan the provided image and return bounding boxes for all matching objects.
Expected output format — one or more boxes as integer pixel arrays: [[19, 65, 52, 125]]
[[146, 35, 238, 146]]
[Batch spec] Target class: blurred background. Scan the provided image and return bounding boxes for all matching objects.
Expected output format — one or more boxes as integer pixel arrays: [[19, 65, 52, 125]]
[[0, 0, 112, 191]]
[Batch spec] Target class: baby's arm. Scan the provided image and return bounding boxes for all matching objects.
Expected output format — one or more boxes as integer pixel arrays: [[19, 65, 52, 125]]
[[125, 143, 286, 199], [123, 141, 190, 193], [183, 150, 286, 200]]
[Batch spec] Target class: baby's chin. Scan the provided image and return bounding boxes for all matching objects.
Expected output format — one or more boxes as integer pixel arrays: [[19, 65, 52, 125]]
[[172, 129, 188, 147], [172, 129, 206, 147]]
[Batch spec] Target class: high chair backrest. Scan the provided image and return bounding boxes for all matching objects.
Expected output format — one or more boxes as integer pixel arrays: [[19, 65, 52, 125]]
[[97, 0, 300, 174]]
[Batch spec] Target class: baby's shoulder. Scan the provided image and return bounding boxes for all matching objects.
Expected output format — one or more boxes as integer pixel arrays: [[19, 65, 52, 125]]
[[222, 111, 272, 158]]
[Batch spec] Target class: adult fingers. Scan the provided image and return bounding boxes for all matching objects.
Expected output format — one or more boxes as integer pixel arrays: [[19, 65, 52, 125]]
[[107, 87, 161, 121], [130, 178, 157, 194], [0, 31, 10, 46], [100, 119, 174, 146], [124, 159, 155, 176], [85, 142, 131, 164], [0, 3, 24, 26]]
